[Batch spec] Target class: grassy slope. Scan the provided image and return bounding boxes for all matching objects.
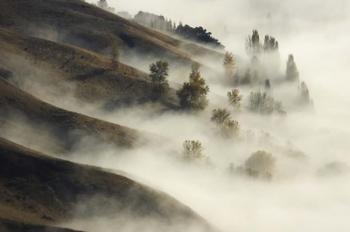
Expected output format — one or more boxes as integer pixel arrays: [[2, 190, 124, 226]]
[[0, 0, 223, 63], [0, 28, 179, 108], [0, 79, 140, 152], [0, 138, 212, 231]]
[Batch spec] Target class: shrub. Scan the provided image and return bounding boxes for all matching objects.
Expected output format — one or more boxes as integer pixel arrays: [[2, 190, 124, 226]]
[[244, 150, 276, 179]]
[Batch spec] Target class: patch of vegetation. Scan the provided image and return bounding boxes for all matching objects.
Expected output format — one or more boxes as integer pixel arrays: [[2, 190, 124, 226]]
[[249, 91, 286, 115], [211, 108, 240, 138]]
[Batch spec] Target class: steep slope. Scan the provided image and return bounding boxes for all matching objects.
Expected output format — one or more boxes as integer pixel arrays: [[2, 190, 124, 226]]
[[0, 0, 223, 64], [0, 79, 140, 153], [0, 28, 179, 109], [0, 138, 213, 231]]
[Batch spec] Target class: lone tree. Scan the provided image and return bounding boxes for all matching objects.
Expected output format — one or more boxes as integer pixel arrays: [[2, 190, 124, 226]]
[[286, 54, 299, 82], [299, 81, 312, 104], [183, 140, 205, 161], [223, 52, 236, 78], [244, 150, 276, 179], [211, 108, 240, 138], [227, 89, 242, 111], [177, 64, 209, 110], [149, 61, 170, 100]]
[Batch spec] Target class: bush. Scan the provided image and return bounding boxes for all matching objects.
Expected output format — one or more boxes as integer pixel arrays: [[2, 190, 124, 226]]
[[183, 140, 205, 161], [244, 150, 276, 179]]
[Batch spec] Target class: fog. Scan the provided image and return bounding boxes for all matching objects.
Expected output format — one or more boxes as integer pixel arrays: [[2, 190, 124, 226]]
[[3, 0, 350, 231]]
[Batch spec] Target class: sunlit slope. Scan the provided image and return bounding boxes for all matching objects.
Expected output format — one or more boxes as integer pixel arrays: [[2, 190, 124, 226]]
[[0, 79, 140, 153], [0, 0, 222, 63], [0, 138, 213, 231], [0, 28, 179, 108]]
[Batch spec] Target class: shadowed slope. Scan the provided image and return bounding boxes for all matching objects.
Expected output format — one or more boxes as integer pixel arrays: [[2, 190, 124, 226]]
[[0, 79, 140, 153], [0, 138, 214, 231]]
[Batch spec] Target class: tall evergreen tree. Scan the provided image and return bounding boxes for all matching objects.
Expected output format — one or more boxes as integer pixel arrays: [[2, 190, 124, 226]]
[[223, 52, 236, 78], [286, 54, 299, 82]]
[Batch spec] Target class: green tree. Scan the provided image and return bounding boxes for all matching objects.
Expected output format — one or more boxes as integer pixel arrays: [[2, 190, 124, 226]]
[[286, 54, 299, 82], [177, 64, 209, 110], [246, 30, 261, 56], [227, 89, 242, 111], [149, 61, 170, 100]]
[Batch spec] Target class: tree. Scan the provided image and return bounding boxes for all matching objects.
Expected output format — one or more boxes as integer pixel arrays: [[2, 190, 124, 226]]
[[227, 89, 242, 111], [299, 81, 312, 104], [263, 35, 279, 52], [246, 30, 261, 56], [244, 150, 275, 179], [223, 52, 235, 78], [211, 108, 240, 137], [97, 0, 108, 9], [249, 91, 286, 115], [183, 140, 204, 161], [286, 54, 299, 82], [149, 61, 169, 100], [177, 64, 209, 110]]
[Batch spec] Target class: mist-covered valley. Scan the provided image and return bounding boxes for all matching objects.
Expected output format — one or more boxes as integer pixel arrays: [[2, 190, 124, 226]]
[[0, 0, 349, 232]]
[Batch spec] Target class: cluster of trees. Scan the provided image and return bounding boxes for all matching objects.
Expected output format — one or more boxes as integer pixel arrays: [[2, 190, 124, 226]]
[[229, 150, 276, 180], [249, 91, 286, 115], [96, 0, 115, 12], [148, 61, 209, 110], [133, 11, 224, 49], [211, 109, 240, 138], [246, 30, 279, 56], [175, 24, 224, 49], [134, 11, 176, 32]]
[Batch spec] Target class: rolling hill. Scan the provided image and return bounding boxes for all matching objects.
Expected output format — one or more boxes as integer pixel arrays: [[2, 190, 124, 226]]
[[0, 138, 213, 231], [0, 78, 141, 154]]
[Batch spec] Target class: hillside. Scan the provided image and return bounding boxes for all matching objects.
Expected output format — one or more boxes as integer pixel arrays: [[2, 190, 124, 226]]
[[0, 138, 213, 231], [0, 79, 140, 154], [0, 0, 223, 64], [0, 28, 179, 109], [0, 218, 84, 232]]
